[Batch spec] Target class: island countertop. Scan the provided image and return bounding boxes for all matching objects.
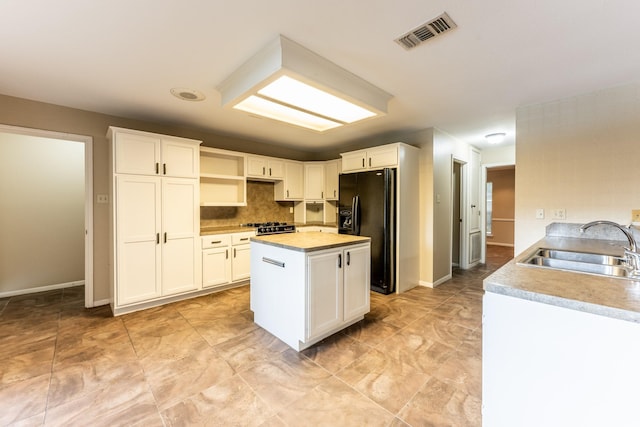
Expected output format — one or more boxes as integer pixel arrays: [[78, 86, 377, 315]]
[[251, 232, 370, 252], [484, 236, 640, 323]]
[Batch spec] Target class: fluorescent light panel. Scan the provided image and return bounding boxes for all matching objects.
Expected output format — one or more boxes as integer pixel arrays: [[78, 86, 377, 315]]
[[234, 95, 342, 131], [257, 76, 377, 124]]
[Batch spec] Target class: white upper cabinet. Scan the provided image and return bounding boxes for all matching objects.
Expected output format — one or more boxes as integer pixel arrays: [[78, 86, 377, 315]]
[[304, 162, 325, 200], [324, 159, 340, 201], [275, 160, 304, 201], [110, 127, 200, 178], [340, 144, 399, 173], [247, 155, 285, 180]]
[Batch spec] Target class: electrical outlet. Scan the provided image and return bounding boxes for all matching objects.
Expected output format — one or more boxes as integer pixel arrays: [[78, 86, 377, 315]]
[[552, 208, 566, 220], [535, 208, 544, 219], [289, 207, 294, 213], [632, 209, 640, 224], [97, 194, 109, 204]]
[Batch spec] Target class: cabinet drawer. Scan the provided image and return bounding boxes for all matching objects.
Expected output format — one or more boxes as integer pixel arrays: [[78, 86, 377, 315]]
[[201, 234, 231, 249], [232, 231, 255, 245]]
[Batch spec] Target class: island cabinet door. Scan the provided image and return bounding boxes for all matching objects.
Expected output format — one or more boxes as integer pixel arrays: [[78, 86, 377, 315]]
[[306, 249, 343, 341], [343, 244, 371, 322]]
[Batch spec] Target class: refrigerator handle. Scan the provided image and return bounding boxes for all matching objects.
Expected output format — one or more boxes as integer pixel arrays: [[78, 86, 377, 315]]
[[353, 195, 361, 235]]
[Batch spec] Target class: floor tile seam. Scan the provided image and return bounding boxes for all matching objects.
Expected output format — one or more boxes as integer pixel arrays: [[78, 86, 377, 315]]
[[42, 311, 64, 422], [331, 370, 413, 421], [235, 371, 281, 422]]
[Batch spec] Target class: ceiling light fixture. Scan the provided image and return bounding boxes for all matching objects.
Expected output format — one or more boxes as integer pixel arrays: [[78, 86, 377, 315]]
[[485, 132, 506, 144], [170, 88, 206, 102], [217, 35, 392, 132]]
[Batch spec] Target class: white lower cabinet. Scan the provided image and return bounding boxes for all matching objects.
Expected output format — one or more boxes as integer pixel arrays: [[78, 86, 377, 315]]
[[202, 231, 254, 289], [251, 240, 370, 351]]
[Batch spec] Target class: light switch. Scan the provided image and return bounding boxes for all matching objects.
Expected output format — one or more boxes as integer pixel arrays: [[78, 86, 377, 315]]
[[552, 208, 566, 220]]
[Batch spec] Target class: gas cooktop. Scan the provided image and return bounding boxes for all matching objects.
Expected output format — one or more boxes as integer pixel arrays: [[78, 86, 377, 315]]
[[245, 222, 296, 235]]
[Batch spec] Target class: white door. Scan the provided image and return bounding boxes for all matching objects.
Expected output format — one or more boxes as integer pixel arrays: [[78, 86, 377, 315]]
[[203, 247, 231, 288], [116, 175, 162, 305], [341, 151, 366, 172], [307, 249, 343, 340], [467, 148, 482, 266], [161, 178, 199, 295], [231, 244, 252, 281], [343, 245, 370, 322]]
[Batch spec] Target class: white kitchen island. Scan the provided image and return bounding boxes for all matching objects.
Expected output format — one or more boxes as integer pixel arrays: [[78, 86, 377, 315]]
[[250, 232, 371, 351]]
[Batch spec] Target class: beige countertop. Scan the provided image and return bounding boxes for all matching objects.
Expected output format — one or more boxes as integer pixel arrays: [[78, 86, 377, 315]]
[[200, 226, 256, 235], [484, 236, 640, 323], [251, 232, 370, 252]]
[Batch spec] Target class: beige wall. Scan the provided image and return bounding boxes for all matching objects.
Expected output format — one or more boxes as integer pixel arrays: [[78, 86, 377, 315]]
[[487, 167, 515, 246], [0, 94, 314, 303], [515, 82, 640, 254], [0, 133, 85, 293], [482, 144, 515, 165], [405, 128, 476, 285]]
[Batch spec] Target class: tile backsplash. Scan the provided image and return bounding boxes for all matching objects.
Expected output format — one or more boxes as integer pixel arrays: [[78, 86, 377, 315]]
[[200, 181, 294, 227]]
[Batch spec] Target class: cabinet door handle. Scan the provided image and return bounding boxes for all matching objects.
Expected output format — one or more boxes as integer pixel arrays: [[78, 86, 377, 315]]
[[347, 251, 351, 266], [211, 240, 222, 244], [240, 237, 249, 241], [262, 166, 266, 175], [269, 167, 272, 176], [262, 257, 285, 268], [338, 253, 342, 268], [369, 158, 371, 167], [156, 233, 160, 244], [164, 232, 167, 243], [234, 248, 236, 258], [163, 163, 167, 175], [287, 189, 289, 197], [155, 163, 159, 174], [226, 249, 229, 259], [321, 191, 323, 198], [362, 158, 365, 168]]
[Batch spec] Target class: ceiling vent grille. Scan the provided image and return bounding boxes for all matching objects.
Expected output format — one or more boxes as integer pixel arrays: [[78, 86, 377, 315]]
[[395, 12, 457, 50]]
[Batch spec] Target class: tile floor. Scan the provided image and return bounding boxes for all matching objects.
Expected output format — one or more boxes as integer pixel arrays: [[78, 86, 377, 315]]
[[0, 246, 513, 426]]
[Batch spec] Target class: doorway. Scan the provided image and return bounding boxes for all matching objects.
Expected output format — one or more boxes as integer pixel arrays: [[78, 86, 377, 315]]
[[485, 165, 515, 249], [0, 125, 93, 307]]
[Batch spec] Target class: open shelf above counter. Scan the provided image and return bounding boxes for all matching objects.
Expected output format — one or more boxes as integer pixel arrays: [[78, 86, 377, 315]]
[[200, 147, 247, 206]]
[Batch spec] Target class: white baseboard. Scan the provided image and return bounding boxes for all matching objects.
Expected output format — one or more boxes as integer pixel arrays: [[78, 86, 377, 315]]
[[487, 242, 515, 247], [419, 273, 452, 289], [0, 280, 84, 298], [92, 299, 111, 307]]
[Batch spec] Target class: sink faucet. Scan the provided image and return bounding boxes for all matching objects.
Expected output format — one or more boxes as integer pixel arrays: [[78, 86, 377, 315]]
[[580, 220, 640, 277]]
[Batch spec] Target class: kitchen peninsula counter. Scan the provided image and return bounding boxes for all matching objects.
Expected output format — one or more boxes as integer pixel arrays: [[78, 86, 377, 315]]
[[484, 236, 640, 323], [482, 224, 640, 427]]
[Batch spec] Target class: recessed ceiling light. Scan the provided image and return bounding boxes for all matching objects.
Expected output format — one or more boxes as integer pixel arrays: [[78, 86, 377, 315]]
[[170, 88, 205, 102]]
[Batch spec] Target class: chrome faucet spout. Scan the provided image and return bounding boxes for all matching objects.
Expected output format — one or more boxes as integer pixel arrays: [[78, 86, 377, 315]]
[[580, 220, 637, 252]]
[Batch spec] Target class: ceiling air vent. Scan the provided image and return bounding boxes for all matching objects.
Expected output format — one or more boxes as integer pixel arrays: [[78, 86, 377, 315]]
[[395, 12, 457, 50]]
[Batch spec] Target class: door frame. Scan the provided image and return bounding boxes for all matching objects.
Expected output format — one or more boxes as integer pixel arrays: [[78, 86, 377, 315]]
[[0, 124, 94, 307], [481, 161, 516, 263], [451, 156, 468, 271]]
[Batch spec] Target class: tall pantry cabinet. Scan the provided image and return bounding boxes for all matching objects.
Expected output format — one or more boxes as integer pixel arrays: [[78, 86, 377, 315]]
[[108, 127, 202, 315]]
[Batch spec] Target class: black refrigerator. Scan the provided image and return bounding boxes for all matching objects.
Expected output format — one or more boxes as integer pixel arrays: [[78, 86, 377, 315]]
[[339, 168, 396, 294]]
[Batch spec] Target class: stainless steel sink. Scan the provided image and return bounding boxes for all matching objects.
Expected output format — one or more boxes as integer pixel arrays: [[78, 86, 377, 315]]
[[519, 248, 631, 278]]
